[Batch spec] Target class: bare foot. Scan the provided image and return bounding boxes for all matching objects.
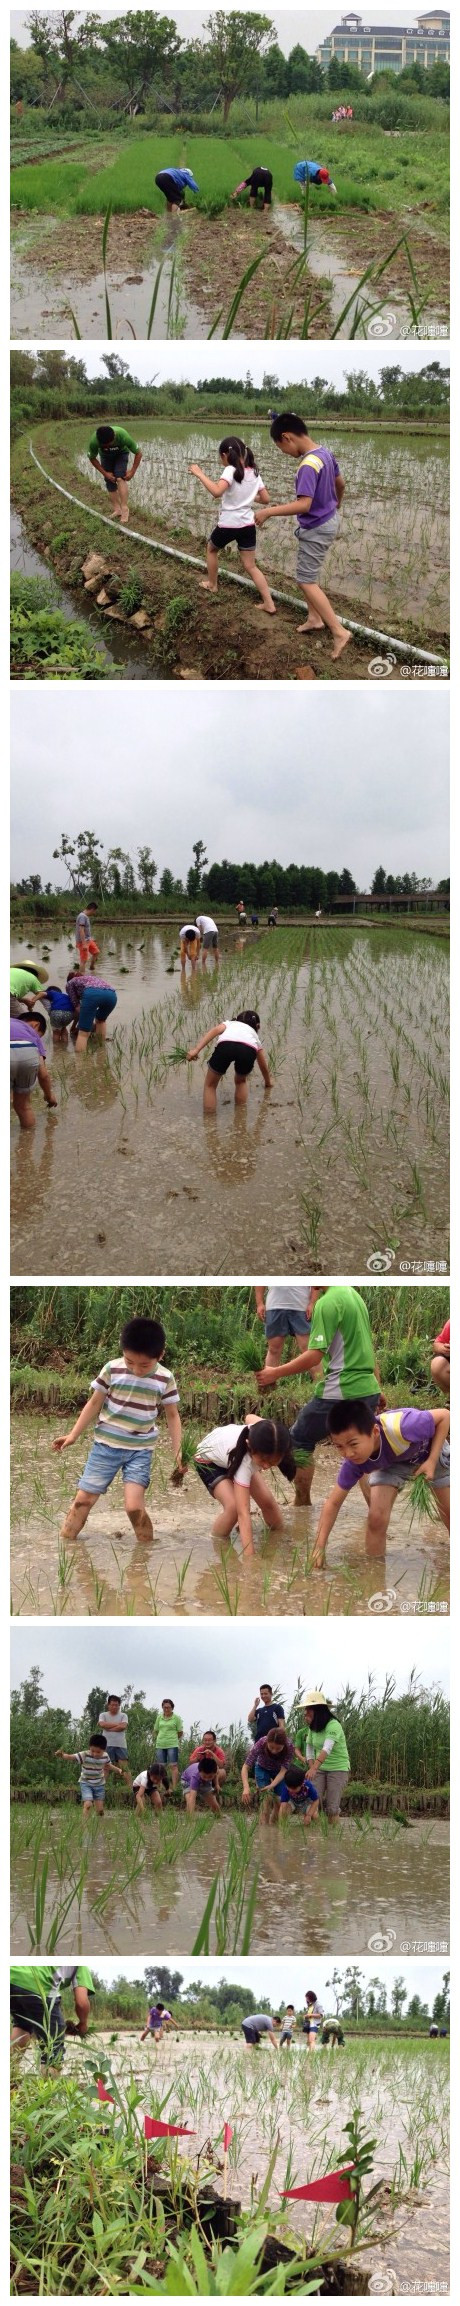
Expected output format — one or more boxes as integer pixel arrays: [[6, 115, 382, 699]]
[[119, 512, 129, 525], [199, 579, 218, 594], [297, 616, 324, 633], [258, 601, 276, 615], [331, 627, 352, 661], [130, 1509, 154, 1543]]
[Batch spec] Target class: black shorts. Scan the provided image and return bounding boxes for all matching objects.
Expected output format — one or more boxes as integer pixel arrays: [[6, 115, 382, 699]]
[[249, 169, 273, 202], [291, 1391, 380, 1455], [209, 524, 257, 553], [10, 1988, 65, 2058], [195, 1458, 227, 1495], [208, 1040, 256, 1078], [155, 170, 185, 207], [101, 451, 129, 494]]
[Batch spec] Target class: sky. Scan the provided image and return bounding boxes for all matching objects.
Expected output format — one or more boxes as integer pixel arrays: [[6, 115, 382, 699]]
[[11, 686, 449, 889], [12, 7, 438, 59], [67, 1953, 449, 2007], [10, 1618, 450, 1725], [22, 339, 450, 394]]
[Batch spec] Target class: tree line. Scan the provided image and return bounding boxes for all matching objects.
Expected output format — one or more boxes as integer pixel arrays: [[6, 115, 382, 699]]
[[11, 349, 450, 438], [10, 827, 449, 914], [11, 11, 450, 123], [83, 1961, 450, 2032]]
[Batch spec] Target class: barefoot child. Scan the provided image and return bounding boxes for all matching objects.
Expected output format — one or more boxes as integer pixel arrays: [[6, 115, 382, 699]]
[[53, 1313, 184, 1545], [55, 1733, 123, 1815], [255, 411, 350, 661], [88, 424, 142, 524], [179, 924, 201, 971], [195, 1414, 296, 1554], [313, 1399, 451, 1563], [133, 1762, 169, 1811], [278, 1765, 320, 1826], [187, 1010, 272, 1108], [140, 2000, 174, 2044], [181, 1754, 220, 1812], [241, 1727, 294, 1820], [190, 438, 276, 615]]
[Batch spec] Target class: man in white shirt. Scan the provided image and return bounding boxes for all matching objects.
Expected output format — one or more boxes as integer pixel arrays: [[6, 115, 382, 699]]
[[196, 914, 220, 966], [255, 1283, 312, 1371]]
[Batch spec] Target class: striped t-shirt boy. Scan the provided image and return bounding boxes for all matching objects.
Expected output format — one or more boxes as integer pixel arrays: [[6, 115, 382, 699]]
[[72, 1749, 112, 1789], [91, 1359, 180, 1449]]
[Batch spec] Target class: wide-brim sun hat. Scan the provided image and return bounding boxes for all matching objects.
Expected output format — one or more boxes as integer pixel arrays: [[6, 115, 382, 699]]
[[14, 961, 49, 985], [303, 1690, 331, 1706]]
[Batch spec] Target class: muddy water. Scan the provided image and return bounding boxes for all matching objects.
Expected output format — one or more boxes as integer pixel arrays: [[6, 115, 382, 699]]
[[11, 213, 204, 341], [275, 202, 445, 340], [59, 2031, 450, 2292], [11, 508, 150, 678], [10, 1815, 449, 1957], [76, 419, 449, 635], [11, 1419, 450, 1619], [10, 926, 449, 1278], [17, 2026, 448, 2291]]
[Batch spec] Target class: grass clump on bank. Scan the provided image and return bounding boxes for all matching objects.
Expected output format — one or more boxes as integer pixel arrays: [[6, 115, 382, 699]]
[[10, 572, 113, 680]]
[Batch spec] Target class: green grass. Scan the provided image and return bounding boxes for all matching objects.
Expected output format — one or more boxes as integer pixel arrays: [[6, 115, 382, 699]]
[[11, 120, 448, 223]]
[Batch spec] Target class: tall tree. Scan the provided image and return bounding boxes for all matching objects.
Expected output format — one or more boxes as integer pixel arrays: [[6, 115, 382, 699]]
[[100, 12, 181, 107], [203, 11, 276, 121]]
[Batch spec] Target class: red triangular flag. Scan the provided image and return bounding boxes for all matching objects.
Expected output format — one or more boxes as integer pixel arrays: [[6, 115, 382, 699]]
[[223, 2123, 233, 2151], [96, 2077, 114, 2104], [282, 2166, 354, 2203], [144, 2116, 195, 2139]]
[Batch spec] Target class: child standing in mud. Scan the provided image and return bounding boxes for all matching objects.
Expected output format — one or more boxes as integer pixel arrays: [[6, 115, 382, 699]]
[[194, 1413, 296, 1554], [189, 438, 276, 615], [53, 1313, 184, 1544], [187, 1009, 272, 1108], [255, 411, 350, 661]]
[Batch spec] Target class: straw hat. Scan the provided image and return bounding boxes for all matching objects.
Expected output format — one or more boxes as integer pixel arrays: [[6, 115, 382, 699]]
[[303, 1690, 330, 1706], [15, 961, 49, 984]]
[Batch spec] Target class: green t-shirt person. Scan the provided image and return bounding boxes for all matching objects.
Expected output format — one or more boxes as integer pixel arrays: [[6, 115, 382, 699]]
[[298, 1718, 350, 1772], [152, 1709, 183, 1751], [309, 1287, 379, 1400], [10, 967, 43, 996], [10, 1963, 94, 1999], [88, 426, 139, 460]]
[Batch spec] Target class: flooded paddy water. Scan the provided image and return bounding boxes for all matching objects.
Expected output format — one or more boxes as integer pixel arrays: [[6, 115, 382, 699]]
[[40, 2028, 448, 2294], [10, 1806, 449, 1959], [10, 1418, 450, 1619], [76, 418, 449, 641], [10, 922, 449, 1276]]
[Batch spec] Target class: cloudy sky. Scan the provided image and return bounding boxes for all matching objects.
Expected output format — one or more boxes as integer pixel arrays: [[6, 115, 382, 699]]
[[11, 686, 449, 890], [22, 338, 450, 394], [11, 1617, 450, 1725], [70, 1952, 449, 2008], [12, 7, 433, 58]]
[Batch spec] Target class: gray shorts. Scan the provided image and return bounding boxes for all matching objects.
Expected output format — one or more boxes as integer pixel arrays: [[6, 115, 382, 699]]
[[369, 1442, 450, 1491], [313, 1768, 349, 1816], [296, 511, 340, 585], [10, 1049, 39, 1093], [203, 931, 218, 949]]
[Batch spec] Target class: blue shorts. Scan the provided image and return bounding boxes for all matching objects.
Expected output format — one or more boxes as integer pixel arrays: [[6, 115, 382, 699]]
[[265, 1310, 311, 1340], [80, 1780, 105, 1803], [254, 1763, 283, 1791], [78, 986, 117, 1033], [80, 1441, 153, 1494], [155, 1745, 179, 1765]]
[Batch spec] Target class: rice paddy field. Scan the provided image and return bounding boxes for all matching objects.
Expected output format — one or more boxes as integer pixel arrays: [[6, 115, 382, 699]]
[[10, 2030, 449, 2295], [10, 1803, 450, 1960], [10, 922, 450, 1277], [10, 113, 450, 341], [11, 413, 450, 672]]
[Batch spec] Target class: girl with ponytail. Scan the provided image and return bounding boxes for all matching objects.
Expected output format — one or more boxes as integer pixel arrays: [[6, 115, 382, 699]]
[[195, 1411, 296, 1555], [189, 438, 276, 615]]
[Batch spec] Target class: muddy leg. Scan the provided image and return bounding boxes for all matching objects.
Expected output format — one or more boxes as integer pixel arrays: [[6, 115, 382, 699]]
[[61, 1491, 95, 1540]]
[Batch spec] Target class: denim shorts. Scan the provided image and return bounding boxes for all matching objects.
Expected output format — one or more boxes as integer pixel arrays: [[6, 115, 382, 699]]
[[254, 1763, 281, 1791], [265, 1310, 310, 1339], [155, 1745, 179, 1765], [78, 986, 117, 1033], [80, 1441, 153, 1494], [80, 1781, 105, 1802], [369, 1441, 450, 1490], [102, 450, 129, 492]]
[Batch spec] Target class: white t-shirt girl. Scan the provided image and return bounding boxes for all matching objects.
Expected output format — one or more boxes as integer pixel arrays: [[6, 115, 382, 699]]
[[197, 1423, 252, 1484], [218, 467, 265, 528], [217, 1020, 261, 1051]]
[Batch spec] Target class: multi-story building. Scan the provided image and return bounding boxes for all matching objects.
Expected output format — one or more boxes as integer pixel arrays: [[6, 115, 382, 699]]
[[316, 12, 450, 75]]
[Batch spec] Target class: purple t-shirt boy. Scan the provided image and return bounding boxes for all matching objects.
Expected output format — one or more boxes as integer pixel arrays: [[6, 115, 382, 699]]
[[337, 1408, 443, 1490], [296, 445, 341, 530], [10, 1018, 45, 1048], [181, 1762, 213, 1790], [149, 2004, 171, 2030]]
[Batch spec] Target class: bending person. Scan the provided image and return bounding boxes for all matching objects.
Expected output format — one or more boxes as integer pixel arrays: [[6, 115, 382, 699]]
[[195, 1413, 295, 1554], [233, 166, 273, 207], [187, 1010, 272, 1109], [155, 166, 199, 212], [87, 424, 142, 524]]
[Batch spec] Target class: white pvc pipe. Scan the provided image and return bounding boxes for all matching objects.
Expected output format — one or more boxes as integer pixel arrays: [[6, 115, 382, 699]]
[[28, 442, 447, 666]]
